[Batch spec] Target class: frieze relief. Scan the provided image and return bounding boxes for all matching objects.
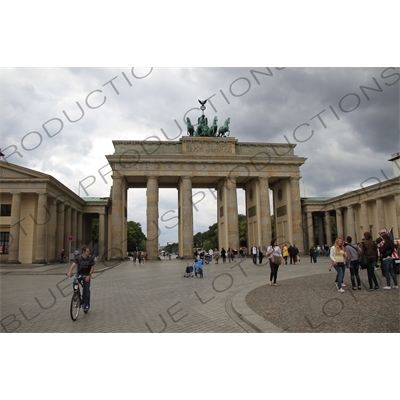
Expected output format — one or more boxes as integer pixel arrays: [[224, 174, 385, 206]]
[[183, 141, 235, 155]]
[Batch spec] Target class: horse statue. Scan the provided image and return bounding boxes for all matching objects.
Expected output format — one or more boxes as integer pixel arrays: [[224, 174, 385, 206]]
[[209, 116, 218, 136], [196, 114, 209, 136], [217, 118, 230, 137], [186, 117, 195, 136]]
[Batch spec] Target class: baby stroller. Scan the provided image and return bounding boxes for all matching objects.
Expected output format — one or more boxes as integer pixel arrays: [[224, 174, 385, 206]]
[[184, 263, 194, 278], [194, 259, 204, 278]]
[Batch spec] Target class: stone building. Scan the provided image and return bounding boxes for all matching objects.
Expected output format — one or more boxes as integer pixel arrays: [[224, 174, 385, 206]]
[[0, 146, 399, 264]]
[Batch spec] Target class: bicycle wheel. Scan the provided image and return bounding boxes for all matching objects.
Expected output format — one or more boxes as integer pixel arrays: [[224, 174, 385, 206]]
[[70, 292, 81, 321]]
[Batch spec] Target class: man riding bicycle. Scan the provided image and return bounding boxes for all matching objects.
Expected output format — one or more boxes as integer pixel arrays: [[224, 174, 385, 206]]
[[67, 245, 95, 313]]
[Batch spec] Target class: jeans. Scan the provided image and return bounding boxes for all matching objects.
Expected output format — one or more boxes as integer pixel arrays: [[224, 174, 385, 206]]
[[366, 257, 379, 289], [383, 257, 398, 287], [334, 263, 345, 289], [349, 260, 361, 288], [74, 275, 91, 309], [269, 260, 280, 284]]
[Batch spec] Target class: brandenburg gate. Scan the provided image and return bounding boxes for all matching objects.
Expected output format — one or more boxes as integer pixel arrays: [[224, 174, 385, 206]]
[[106, 101, 306, 260]]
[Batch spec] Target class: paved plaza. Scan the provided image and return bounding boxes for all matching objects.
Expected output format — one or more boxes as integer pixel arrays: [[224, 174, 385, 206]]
[[1, 255, 399, 333]]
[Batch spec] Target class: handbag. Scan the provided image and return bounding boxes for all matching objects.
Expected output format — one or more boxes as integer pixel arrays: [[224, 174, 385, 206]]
[[271, 255, 282, 265], [359, 253, 369, 270]]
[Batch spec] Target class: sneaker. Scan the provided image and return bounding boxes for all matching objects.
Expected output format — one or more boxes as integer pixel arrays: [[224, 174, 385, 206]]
[[338, 288, 345, 293], [383, 286, 391, 290], [393, 286, 399, 289], [84, 306, 90, 313], [342, 283, 347, 287]]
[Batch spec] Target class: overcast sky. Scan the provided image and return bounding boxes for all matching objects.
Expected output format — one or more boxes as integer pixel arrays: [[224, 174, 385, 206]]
[[1, 67, 399, 245]]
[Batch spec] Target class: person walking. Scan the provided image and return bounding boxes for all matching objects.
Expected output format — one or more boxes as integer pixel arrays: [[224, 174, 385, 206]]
[[361, 232, 379, 290], [267, 239, 283, 286], [345, 236, 361, 290], [221, 247, 227, 263], [67, 245, 96, 313], [258, 246, 264, 264], [330, 237, 347, 293], [288, 245, 298, 265], [251, 245, 257, 264], [309, 246, 317, 263], [282, 244, 289, 265], [378, 233, 399, 290]]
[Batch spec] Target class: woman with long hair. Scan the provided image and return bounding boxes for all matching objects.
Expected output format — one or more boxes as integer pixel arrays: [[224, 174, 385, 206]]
[[330, 237, 347, 293], [267, 238, 283, 286], [378, 233, 398, 289]]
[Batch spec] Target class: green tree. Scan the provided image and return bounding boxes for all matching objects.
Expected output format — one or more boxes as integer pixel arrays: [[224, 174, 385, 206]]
[[127, 221, 147, 252]]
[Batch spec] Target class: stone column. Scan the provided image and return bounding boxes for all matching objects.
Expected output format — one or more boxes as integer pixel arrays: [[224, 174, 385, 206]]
[[99, 212, 106, 260], [336, 208, 344, 239], [56, 202, 65, 262], [259, 177, 271, 248], [110, 176, 124, 259], [7, 193, 22, 264], [290, 177, 304, 253], [226, 176, 239, 250], [347, 205, 356, 243], [34, 193, 48, 264], [375, 198, 385, 233], [47, 199, 57, 262], [360, 202, 369, 235], [395, 194, 400, 238], [317, 214, 324, 246], [325, 211, 332, 246], [179, 176, 193, 259], [64, 206, 72, 256], [146, 176, 159, 260], [306, 211, 314, 250], [77, 211, 83, 249], [71, 208, 77, 251]]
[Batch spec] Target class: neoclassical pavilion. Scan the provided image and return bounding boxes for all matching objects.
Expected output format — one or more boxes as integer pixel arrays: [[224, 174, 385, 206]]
[[0, 161, 109, 264]]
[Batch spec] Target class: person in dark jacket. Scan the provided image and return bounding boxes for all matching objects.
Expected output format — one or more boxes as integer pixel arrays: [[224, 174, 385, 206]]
[[378, 233, 398, 289], [361, 232, 379, 290]]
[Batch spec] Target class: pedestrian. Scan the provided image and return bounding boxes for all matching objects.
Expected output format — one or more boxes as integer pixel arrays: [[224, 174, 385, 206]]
[[361, 232, 379, 290], [227, 247, 232, 263], [330, 237, 347, 293], [208, 248, 213, 262], [221, 247, 226, 263], [345, 236, 361, 290], [288, 245, 297, 265], [61, 248, 66, 263], [378, 233, 399, 289], [282, 244, 289, 265], [214, 248, 220, 264], [267, 239, 283, 286], [251, 244, 257, 264], [258, 246, 264, 264], [66, 245, 96, 313], [309, 246, 317, 263]]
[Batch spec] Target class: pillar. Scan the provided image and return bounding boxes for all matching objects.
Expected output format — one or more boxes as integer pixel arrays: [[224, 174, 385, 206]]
[[178, 176, 193, 259], [259, 177, 271, 249], [34, 193, 48, 263], [226, 176, 239, 250], [64, 206, 72, 256], [375, 198, 386, 233], [47, 199, 57, 262], [146, 176, 159, 259], [7, 192, 22, 264], [347, 205, 356, 243], [56, 202, 65, 262], [290, 177, 304, 252], [307, 211, 314, 250], [360, 202, 369, 235], [110, 176, 125, 259], [325, 211, 332, 246], [99, 212, 106, 260], [336, 208, 344, 239]]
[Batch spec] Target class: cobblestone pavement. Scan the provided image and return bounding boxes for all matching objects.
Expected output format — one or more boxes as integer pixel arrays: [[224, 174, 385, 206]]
[[1, 256, 398, 333]]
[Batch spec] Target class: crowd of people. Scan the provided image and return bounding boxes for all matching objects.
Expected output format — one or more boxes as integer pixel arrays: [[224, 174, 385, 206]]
[[328, 228, 399, 293]]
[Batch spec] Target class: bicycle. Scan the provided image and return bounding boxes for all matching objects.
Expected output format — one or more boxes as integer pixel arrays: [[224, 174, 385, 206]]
[[69, 274, 88, 321]]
